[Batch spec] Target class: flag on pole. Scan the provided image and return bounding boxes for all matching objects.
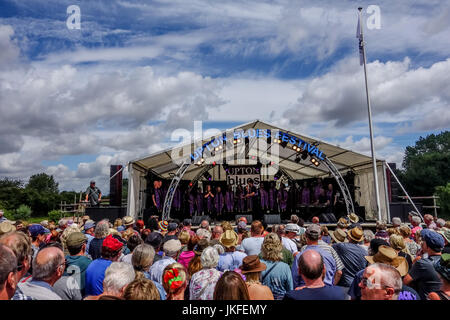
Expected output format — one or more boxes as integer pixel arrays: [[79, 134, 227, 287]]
[[356, 13, 364, 66]]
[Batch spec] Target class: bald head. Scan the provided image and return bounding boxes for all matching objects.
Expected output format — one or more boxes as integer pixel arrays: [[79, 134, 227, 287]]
[[32, 247, 65, 284], [212, 226, 223, 239], [298, 250, 324, 280]]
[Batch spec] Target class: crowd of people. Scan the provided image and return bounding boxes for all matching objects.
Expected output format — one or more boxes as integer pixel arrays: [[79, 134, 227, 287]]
[[0, 210, 449, 300]]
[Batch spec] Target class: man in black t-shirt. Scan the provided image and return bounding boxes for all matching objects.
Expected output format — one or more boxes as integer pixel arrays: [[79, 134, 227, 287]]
[[283, 250, 348, 300], [403, 229, 445, 300]]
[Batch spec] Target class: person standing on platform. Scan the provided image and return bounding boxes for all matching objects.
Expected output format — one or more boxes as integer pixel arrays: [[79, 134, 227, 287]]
[[325, 184, 337, 214], [268, 182, 277, 213], [204, 185, 215, 217], [187, 189, 196, 217], [85, 180, 102, 207], [313, 178, 323, 203], [195, 187, 204, 216], [244, 179, 257, 215], [215, 186, 225, 219], [301, 181, 311, 205], [259, 183, 269, 213], [152, 181, 162, 215], [225, 186, 234, 214], [277, 184, 289, 214], [236, 185, 245, 213]]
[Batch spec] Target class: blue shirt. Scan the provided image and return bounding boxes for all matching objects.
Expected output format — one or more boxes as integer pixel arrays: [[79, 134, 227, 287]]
[[292, 246, 337, 288], [260, 259, 293, 300], [217, 251, 247, 272], [85, 258, 112, 296], [283, 285, 348, 300], [240, 237, 264, 256], [332, 243, 368, 287], [143, 272, 167, 300], [84, 234, 94, 253]]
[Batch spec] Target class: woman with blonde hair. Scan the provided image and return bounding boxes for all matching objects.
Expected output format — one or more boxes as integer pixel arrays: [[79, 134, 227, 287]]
[[259, 233, 293, 300], [399, 224, 421, 258], [123, 278, 160, 300], [162, 263, 189, 300], [389, 234, 413, 270]]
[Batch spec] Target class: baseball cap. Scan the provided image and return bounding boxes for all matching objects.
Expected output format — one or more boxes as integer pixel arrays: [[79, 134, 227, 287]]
[[183, 219, 192, 226], [84, 221, 96, 230], [421, 229, 445, 252], [163, 239, 182, 255], [29, 224, 50, 237], [102, 234, 124, 251], [305, 224, 320, 238], [167, 222, 178, 232], [66, 232, 87, 248], [285, 223, 300, 234], [237, 221, 247, 231]]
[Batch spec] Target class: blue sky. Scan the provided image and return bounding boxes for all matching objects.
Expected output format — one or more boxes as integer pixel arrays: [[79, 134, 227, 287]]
[[0, 0, 449, 193]]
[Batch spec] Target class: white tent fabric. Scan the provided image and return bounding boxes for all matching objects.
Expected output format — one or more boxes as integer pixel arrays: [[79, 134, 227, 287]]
[[126, 120, 390, 221]]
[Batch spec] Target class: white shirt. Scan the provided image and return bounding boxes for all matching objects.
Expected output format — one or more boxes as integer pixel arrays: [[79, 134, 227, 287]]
[[281, 237, 298, 254]]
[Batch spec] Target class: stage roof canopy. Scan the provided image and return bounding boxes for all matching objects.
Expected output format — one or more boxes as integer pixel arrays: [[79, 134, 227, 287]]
[[129, 120, 384, 181]]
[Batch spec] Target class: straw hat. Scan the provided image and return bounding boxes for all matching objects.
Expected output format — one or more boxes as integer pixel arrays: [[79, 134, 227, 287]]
[[348, 213, 359, 224], [219, 230, 239, 248], [0, 221, 16, 235], [240, 255, 267, 274], [365, 245, 409, 277], [330, 229, 347, 243], [438, 228, 450, 243], [337, 217, 349, 228], [122, 216, 135, 227], [347, 227, 364, 242]]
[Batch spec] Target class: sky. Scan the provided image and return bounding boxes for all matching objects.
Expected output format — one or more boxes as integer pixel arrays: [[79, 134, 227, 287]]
[[0, 0, 449, 194]]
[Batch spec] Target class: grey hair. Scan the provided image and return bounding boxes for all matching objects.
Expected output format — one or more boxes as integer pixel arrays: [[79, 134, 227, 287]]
[[32, 247, 64, 281], [196, 228, 211, 240], [0, 244, 17, 290], [363, 230, 375, 243], [132, 244, 155, 272], [212, 244, 225, 255], [368, 263, 402, 293], [392, 217, 402, 226], [436, 218, 446, 228], [103, 262, 135, 295], [201, 246, 220, 268], [95, 219, 111, 238], [411, 216, 421, 225]]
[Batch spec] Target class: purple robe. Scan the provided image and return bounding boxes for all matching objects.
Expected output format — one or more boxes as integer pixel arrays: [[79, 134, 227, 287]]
[[225, 191, 234, 212], [205, 192, 214, 212], [188, 193, 196, 215], [154, 188, 162, 210], [314, 186, 322, 202], [196, 193, 204, 215], [215, 192, 224, 214], [173, 188, 181, 210], [236, 191, 245, 212], [260, 188, 269, 210], [268, 188, 277, 210], [301, 188, 310, 205], [244, 186, 256, 211], [277, 189, 288, 210]]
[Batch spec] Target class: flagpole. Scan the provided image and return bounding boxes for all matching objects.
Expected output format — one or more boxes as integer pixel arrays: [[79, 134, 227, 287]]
[[358, 7, 382, 221]]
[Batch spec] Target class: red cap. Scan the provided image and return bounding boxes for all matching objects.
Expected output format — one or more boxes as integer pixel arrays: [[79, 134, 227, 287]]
[[102, 234, 123, 251], [136, 220, 145, 228], [312, 216, 320, 224]]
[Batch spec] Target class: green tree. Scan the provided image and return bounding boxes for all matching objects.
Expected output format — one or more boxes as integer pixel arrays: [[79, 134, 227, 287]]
[[0, 178, 25, 211], [400, 131, 450, 196], [27, 173, 59, 194], [435, 183, 450, 220], [25, 173, 60, 216]]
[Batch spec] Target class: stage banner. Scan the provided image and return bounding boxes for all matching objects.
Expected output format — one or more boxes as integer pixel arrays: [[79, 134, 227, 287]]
[[226, 166, 261, 187]]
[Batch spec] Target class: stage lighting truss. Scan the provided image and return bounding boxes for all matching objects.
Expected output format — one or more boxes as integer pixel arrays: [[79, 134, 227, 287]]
[[203, 171, 212, 181], [274, 170, 282, 181]]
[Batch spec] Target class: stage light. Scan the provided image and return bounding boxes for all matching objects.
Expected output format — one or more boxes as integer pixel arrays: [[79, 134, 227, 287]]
[[212, 161, 216, 166], [280, 140, 288, 148], [301, 150, 308, 160], [237, 139, 241, 143], [273, 138, 279, 143], [310, 157, 320, 167], [294, 155, 301, 163]]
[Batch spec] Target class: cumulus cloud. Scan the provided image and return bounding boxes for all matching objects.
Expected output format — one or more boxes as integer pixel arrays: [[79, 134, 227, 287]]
[[283, 57, 450, 129]]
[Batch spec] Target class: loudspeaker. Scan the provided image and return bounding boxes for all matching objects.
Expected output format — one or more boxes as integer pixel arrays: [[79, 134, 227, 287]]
[[110, 165, 123, 207], [192, 215, 211, 226], [263, 214, 281, 225], [319, 213, 337, 223], [86, 206, 126, 222], [389, 202, 423, 222], [235, 214, 253, 224]]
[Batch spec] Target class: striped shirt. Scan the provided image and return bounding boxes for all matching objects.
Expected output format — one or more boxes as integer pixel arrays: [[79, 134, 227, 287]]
[[300, 240, 344, 271]]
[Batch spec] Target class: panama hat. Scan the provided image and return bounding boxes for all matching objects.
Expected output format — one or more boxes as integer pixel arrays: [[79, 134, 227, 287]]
[[330, 229, 347, 243], [365, 245, 409, 277], [347, 227, 364, 242], [348, 213, 359, 224], [122, 216, 135, 227], [219, 230, 239, 248]]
